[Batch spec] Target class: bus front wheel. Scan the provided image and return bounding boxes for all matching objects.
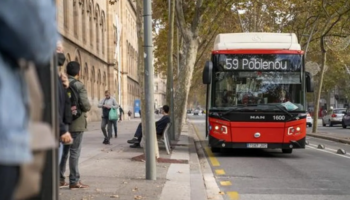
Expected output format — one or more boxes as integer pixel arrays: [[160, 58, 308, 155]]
[[282, 149, 293, 154], [211, 147, 221, 153]]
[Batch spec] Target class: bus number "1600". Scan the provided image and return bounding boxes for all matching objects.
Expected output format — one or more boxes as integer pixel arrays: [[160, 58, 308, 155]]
[[273, 115, 285, 120]]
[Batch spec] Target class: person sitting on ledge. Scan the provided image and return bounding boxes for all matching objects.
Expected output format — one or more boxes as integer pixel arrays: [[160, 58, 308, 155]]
[[127, 105, 170, 148]]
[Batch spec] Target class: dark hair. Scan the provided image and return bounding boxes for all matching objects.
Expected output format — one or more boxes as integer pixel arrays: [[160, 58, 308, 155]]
[[66, 61, 81, 76], [163, 105, 169, 113]]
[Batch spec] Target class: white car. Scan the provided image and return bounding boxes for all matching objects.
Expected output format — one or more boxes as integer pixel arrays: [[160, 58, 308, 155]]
[[322, 108, 346, 126], [306, 113, 313, 127]]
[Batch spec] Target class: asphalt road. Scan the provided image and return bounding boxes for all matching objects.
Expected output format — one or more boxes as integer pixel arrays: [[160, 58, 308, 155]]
[[188, 114, 350, 200]]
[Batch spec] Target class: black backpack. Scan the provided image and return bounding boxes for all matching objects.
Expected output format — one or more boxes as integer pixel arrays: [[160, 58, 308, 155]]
[[67, 79, 82, 121]]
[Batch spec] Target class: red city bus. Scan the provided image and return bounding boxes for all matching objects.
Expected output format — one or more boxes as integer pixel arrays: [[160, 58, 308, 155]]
[[202, 33, 314, 154]]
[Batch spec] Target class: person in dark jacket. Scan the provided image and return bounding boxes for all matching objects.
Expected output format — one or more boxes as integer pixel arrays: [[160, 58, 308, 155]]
[[127, 105, 170, 148], [56, 42, 72, 166], [60, 61, 91, 189]]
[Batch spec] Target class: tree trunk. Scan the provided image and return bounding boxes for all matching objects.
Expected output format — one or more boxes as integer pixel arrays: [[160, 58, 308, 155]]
[[174, 35, 199, 136], [166, 0, 175, 105], [136, 0, 147, 152], [312, 40, 327, 133]]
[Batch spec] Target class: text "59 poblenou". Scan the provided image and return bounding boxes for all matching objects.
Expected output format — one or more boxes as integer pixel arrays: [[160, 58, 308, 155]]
[[224, 58, 289, 70]]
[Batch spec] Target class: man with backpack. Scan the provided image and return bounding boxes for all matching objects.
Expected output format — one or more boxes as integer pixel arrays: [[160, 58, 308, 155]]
[[98, 90, 119, 144], [60, 61, 91, 189]]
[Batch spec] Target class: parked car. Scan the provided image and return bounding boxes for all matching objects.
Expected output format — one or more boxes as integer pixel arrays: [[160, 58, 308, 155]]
[[306, 113, 313, 127], [193, 110, 199, 115], [322, 108, 346, 127], [341, 108, 350, 128], [187, 109, 192, 114]]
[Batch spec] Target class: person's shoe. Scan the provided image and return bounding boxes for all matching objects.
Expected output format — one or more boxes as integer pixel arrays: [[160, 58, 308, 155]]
[[114, 134, 118, 138], [105, 140, 111, 145], [103, 138, 108, 144], [69, 181, 89, 189], [130, 143, 141, 148], [59, 181, 69, 188], [127, 137, 139, 144]]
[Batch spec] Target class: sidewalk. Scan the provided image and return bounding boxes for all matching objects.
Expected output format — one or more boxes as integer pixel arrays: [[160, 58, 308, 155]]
[[59, 118, 214, 200]]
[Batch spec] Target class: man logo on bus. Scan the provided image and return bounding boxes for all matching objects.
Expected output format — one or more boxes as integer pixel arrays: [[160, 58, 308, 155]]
[[254, 132, 261, 138], [250, 116, 265, 120]]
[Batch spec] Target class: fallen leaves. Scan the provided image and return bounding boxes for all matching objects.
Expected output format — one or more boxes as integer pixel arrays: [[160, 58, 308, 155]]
[[110, 195, 119, 198], [132, 187, 139, 192], [134, 195, 143, 199]]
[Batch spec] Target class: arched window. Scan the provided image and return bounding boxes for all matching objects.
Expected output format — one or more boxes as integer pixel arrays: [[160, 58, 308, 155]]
[[89, 2, 94, 47], [63, 0, 69, 29], [82, 1, 86, 43], [98, 69, 101, 100], [84, 63, 89, 85], [101, 11, 106, 55], [103, 71, 106, 86], [73, 1, 79, 37], [91, 66, 95, 99], [95, 5, 100, 53]]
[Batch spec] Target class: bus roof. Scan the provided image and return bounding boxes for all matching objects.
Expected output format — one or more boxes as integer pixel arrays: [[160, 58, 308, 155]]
[[213, 33, 301, 51]]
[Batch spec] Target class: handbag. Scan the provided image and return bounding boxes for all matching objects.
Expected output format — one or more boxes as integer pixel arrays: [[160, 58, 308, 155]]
[[109, 108, 119, 121]]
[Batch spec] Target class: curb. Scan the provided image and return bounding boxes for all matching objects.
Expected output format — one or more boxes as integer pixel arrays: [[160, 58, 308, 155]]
[[307, 133, 350, 145], [189, 122, 224, 200]]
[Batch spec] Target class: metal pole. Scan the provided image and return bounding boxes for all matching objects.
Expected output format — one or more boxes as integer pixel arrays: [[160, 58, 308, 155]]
[[143, 0, 157, 180]]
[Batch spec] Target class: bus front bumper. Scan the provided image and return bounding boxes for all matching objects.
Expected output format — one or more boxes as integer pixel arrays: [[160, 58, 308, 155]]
[[209, 135, 306, 149]]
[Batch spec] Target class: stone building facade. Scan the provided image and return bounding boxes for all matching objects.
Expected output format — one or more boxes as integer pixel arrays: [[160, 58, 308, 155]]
[[154, 72, 167, 111], [56, 0, 139, 121]]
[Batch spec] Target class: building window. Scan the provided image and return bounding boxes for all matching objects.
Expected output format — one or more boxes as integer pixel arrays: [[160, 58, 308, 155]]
[[91, 66, 95, 100], [98, 69, 101, 100], [95, 10, 99, 53], [82, 5, 86, 43], [63, 0, 69, 29], [73, 2, 79, 37], [101, 11, 106, 55]]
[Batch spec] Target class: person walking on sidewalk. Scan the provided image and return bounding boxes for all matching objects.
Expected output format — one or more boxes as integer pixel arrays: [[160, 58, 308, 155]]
[[128, 110, 132, 120], [98, 90, 118, 143], [119, 105, 124, 122], [127, 105, 170, 148], [60, 61, 91, 189]]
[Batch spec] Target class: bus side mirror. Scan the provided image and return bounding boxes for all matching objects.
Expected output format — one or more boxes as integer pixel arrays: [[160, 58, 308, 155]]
[[305, 72, 314, 92], [202, 61, 213, 84]]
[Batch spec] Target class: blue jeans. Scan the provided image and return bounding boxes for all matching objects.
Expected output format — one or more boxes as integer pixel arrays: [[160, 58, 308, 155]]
[[59, 142, 65, 164], [0, 165, 19, 200], [101, 118, 114, 140], [59, 132, 84, 185]]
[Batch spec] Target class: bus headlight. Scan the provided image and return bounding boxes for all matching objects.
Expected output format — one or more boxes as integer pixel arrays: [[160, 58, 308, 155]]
[[288, 126, 301, 135], [215, 126, 220, 130]]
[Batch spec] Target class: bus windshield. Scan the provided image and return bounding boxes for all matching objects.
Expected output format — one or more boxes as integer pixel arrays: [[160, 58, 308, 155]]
[[211, 54, 305, 111]]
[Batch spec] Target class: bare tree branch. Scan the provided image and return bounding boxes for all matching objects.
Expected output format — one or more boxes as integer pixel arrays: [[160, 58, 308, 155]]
[[191, 0, 205, 36], [175, 0, 187, 40]]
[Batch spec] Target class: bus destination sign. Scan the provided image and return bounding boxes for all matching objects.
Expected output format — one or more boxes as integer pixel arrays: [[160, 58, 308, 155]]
[[223, 58, 291, 71]]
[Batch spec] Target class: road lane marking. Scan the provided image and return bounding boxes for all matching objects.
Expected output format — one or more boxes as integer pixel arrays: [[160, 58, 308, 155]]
[[215, 169, 226, 175], [204, 147, 220, 167], [306, 146, 350, 159], [220, 181, 232, 186], [192, 123, 220, 167], [227, 191, 240, 200]]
